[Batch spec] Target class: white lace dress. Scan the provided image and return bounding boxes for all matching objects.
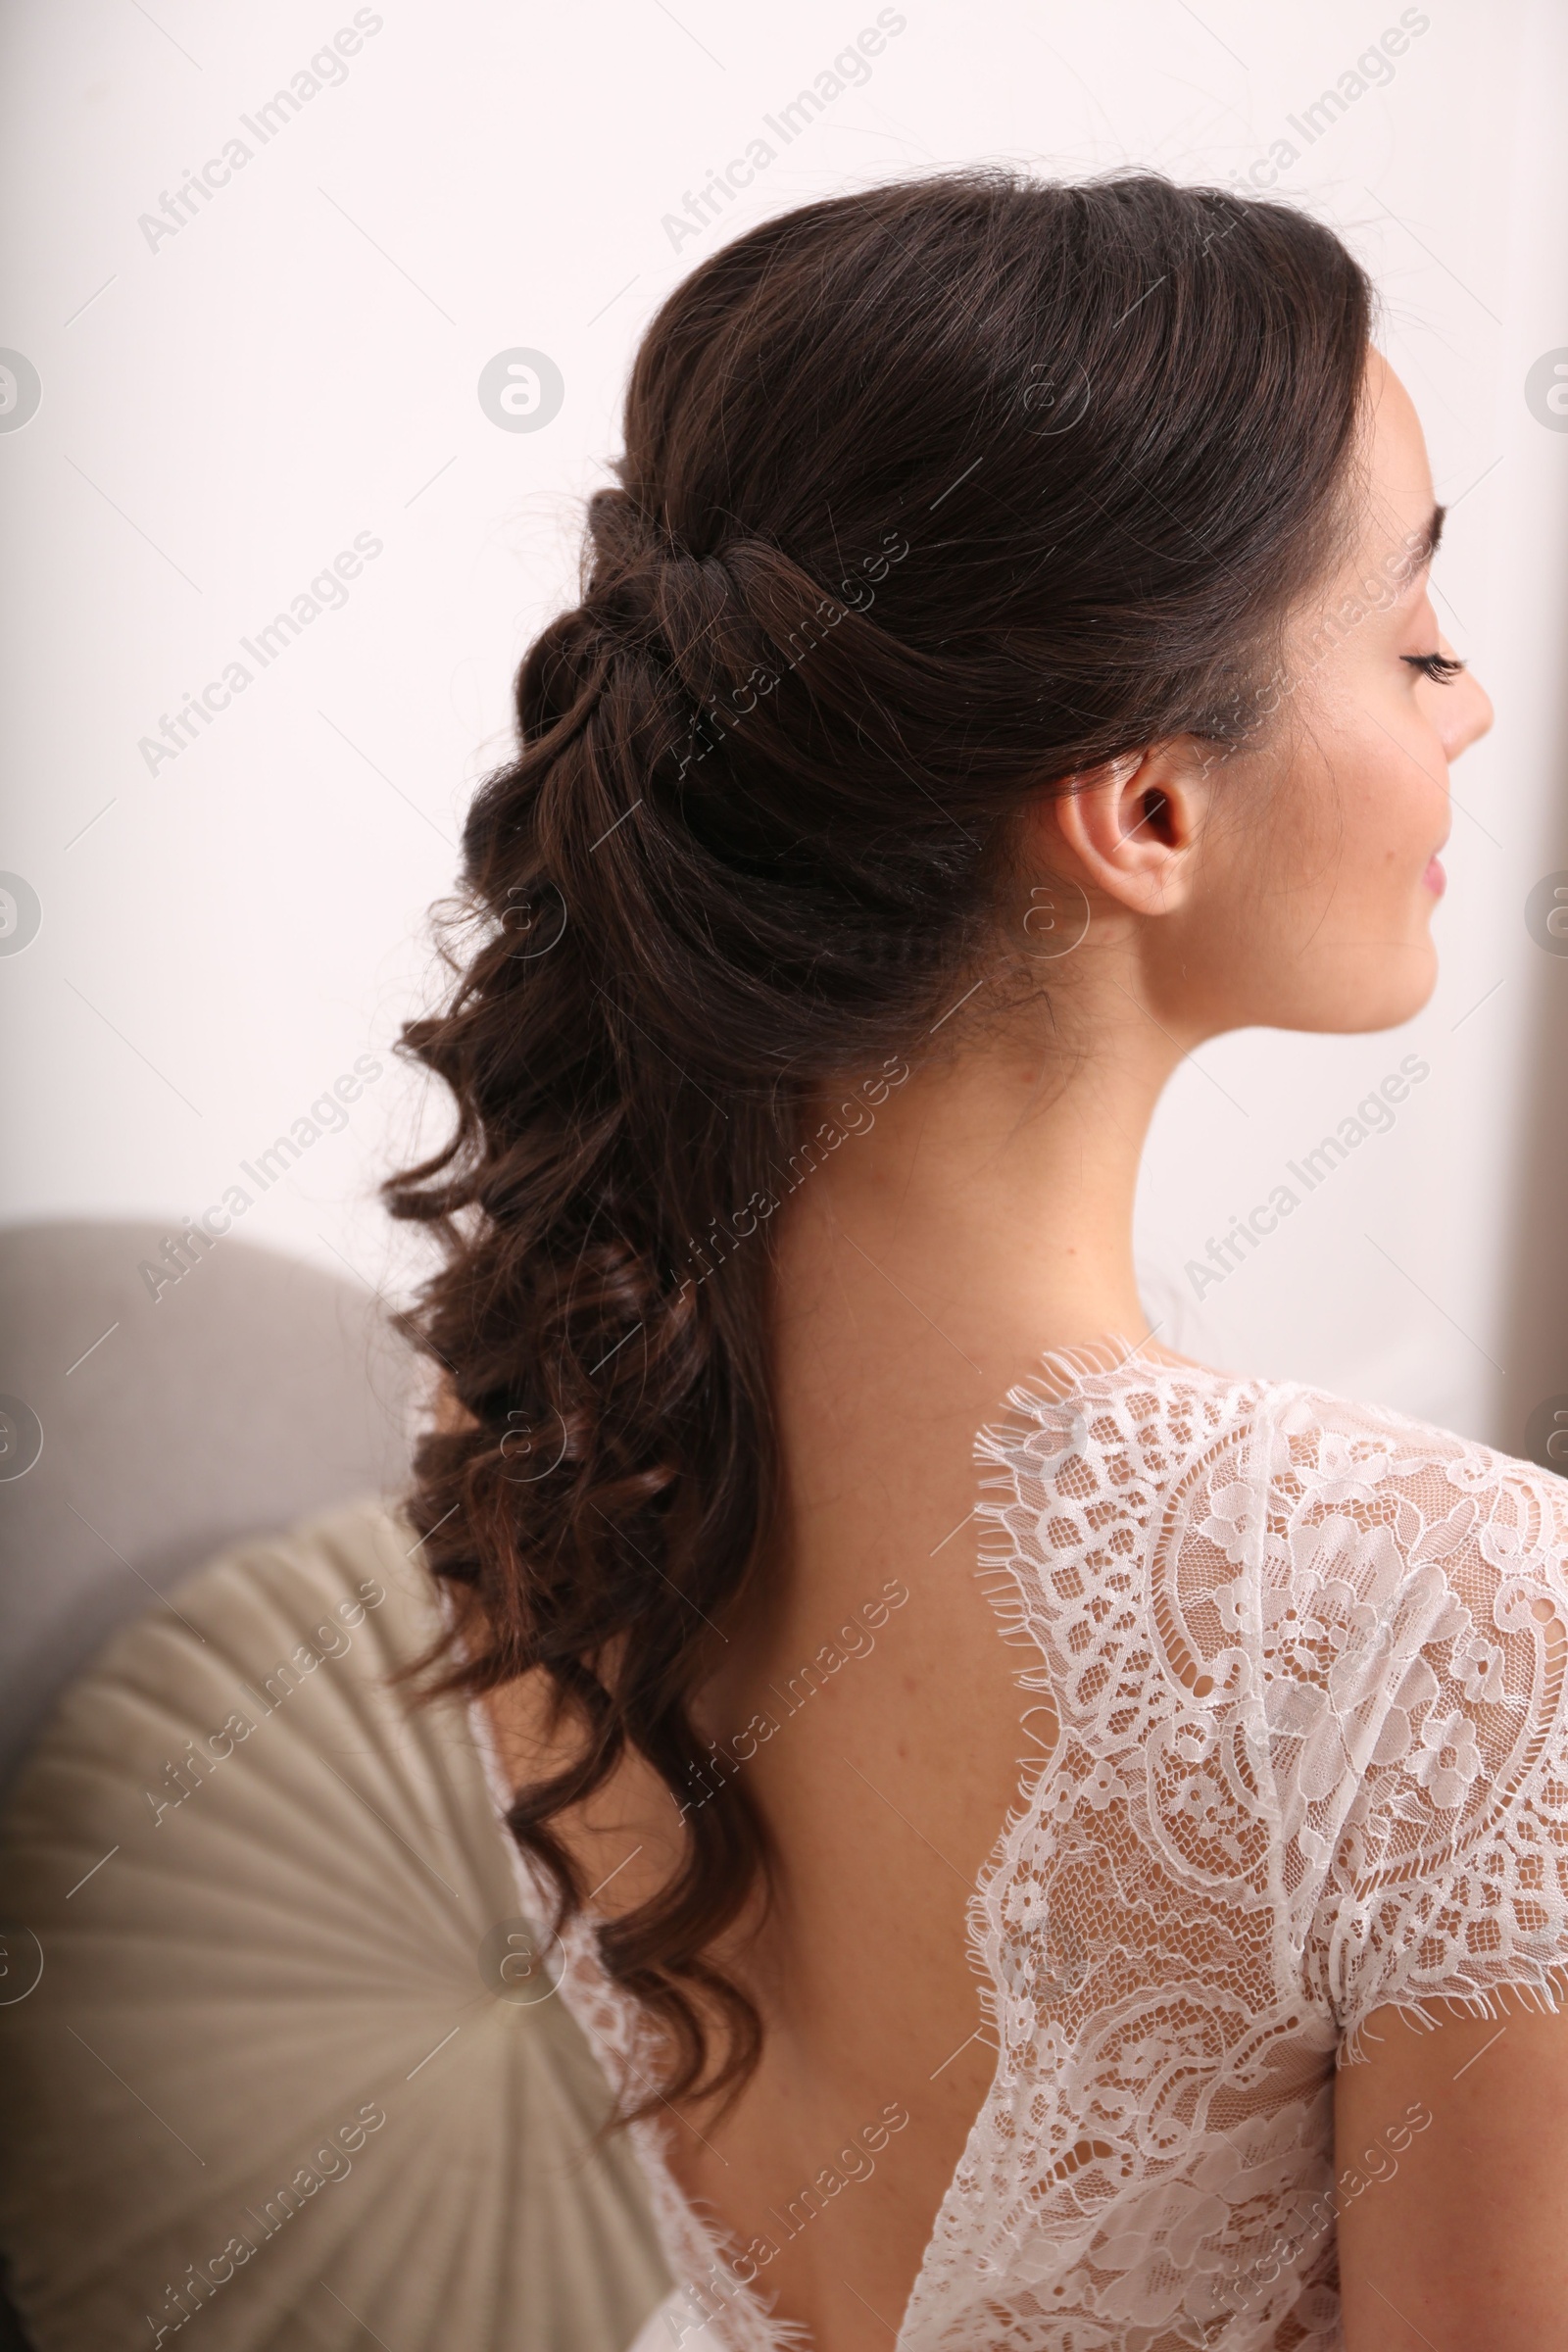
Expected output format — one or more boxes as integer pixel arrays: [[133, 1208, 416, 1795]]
[[484, 1351, 1568, 2352]]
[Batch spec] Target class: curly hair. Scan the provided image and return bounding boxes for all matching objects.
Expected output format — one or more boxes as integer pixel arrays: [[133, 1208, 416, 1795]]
[[382, 168, 1373, 2123]]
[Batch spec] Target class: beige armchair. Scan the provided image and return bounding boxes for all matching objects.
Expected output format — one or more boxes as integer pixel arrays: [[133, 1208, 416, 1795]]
[[0, 1224, 668, 2350]]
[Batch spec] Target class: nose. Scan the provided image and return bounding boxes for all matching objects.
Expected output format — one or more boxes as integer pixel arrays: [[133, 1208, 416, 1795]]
[[1446, 668, 1494, 760], [1436, 630, 1494, 760]]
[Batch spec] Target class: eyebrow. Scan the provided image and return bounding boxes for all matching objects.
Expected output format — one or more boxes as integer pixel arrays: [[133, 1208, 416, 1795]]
[[1411, 502, 1446, 567]]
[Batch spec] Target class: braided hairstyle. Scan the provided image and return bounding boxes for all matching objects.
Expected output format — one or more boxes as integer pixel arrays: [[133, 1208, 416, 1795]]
[[384, 169, 1373, 2121]]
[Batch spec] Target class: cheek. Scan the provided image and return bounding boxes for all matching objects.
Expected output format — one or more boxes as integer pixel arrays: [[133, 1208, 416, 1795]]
[[1352, 743, 1452, 956], [1186, 720, 1443, 1034], [1282, 715, 1439, 913], [1269, 724, 1442, 1028]]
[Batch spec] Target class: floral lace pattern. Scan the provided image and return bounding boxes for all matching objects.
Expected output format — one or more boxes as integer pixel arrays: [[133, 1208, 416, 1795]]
[[486, 1351, 1568, 2351]]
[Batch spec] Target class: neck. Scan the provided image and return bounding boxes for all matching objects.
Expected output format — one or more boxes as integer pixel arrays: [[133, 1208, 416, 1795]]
[[771, 962, 1189, 1390]]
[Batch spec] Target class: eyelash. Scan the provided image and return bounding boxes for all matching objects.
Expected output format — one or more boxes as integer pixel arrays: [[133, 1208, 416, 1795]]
[[1401, 652, 1466, 684]]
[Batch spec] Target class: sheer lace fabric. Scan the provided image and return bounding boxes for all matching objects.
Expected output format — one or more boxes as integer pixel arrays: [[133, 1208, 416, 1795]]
[[493, 1352, 1568, 2352]]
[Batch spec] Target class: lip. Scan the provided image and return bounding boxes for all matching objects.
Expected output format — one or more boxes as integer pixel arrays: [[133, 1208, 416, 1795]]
[[1424, 855, 1446, 898]]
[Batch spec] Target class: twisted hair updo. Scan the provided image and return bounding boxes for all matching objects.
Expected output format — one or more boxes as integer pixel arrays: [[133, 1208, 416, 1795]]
[[384, 169, 1373, 2121]]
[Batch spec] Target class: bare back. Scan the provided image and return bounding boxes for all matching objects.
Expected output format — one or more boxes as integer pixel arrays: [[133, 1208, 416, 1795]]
[[485, 1199, 1568, 2352], [487, 1236, 1059, 2346]]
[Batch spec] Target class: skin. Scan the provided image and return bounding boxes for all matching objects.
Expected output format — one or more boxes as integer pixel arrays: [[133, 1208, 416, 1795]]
[[481, 352, 1544, 2350]]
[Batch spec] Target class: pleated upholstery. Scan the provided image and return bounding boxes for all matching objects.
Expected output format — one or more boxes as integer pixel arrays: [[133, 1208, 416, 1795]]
[[0, 1500, 670, 2351]]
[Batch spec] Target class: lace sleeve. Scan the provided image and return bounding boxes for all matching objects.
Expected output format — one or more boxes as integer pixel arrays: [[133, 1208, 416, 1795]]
[[1260, 1386, 1568, 2063]]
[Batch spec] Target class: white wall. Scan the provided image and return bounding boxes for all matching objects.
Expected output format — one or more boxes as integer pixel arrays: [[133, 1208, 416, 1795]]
[[3, 0, 1565, 1450]]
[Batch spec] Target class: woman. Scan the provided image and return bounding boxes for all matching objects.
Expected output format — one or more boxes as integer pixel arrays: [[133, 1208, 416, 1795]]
[[387, 172, 1568, 2349]]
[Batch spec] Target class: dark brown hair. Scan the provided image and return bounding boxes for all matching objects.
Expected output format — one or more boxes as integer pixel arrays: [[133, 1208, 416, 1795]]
[[384, 169, 1372, 2121]]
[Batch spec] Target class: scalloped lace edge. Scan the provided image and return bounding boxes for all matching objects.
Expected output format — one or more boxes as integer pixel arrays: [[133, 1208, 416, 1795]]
[[465, 1334, 1239, 2352]]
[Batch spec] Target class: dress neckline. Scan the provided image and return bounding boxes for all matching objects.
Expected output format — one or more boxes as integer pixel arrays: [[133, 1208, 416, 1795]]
[[478, 1335, 1256, 2352]]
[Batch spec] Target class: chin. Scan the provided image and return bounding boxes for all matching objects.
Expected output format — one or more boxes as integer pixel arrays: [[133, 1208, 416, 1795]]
[[1323, 945, 1440, 1034], [1262, 939, 1440, 1036]]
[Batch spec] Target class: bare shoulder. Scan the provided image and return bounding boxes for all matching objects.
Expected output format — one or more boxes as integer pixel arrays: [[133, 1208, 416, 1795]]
[[1336, 1990, 1568, 2349]]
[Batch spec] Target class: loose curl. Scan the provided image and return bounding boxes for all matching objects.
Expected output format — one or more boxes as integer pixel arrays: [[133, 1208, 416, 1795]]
[[383, 169, 1373, 2123]]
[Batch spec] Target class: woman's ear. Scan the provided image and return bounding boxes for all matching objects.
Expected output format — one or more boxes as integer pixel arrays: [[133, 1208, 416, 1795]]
[[1044, 742, 1217, 916]]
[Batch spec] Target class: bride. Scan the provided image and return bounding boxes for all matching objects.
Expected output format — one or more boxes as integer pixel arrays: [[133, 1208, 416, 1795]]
[[386, 171, 1568, 2350]]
